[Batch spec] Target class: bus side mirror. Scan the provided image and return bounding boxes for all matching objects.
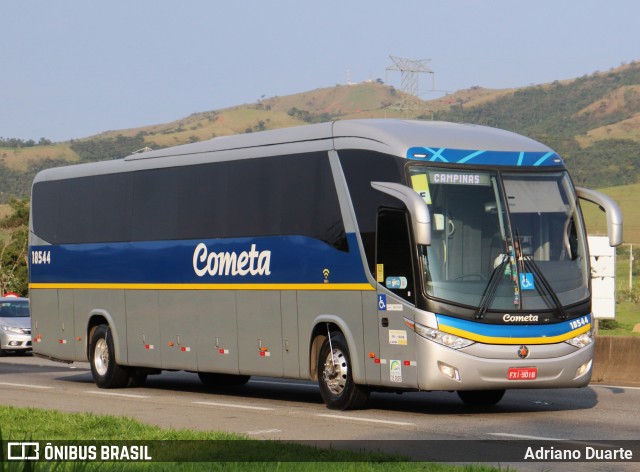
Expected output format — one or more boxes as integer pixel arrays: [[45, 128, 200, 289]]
[[576, 187, 623, 247], [371, 181, 431, 246]]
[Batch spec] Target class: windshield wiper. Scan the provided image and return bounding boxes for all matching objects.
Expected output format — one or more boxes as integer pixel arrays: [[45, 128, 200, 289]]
[[476, 255, 509, 319], [513, 228, 568, 320], [521, 255, 568, 320]]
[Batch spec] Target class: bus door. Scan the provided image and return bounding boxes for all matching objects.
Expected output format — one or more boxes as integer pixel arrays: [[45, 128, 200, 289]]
[[375, 208, 418, 388]]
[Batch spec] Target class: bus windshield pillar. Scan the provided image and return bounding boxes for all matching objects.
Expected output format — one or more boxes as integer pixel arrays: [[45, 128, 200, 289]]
[[371, 181, 431, 246]]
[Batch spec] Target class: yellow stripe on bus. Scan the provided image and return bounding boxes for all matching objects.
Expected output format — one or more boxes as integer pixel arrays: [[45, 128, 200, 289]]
[[439, 323, 591, 345], [29, 282, 376, 291]]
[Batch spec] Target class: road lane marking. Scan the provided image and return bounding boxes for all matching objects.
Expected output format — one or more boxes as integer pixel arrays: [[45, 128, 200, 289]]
[[86, 391, 151, 399], [490, 434, 627, 450], [317, 414, 415, 427], [246, 429, 283, 435], [592, 384, 640, 391], [0, 382, 54, 389], [488, 432, 564, 441], [192, 401, 274, 411]]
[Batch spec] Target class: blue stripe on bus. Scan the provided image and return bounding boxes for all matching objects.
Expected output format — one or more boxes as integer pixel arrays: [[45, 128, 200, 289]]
[[406, 147, 564, 167], [29, 233, 370, 285], [436, 313, 591, 340]]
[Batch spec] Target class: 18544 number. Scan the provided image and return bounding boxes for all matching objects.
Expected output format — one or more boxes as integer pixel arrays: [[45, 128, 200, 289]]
[[31, 250, 51, 265]]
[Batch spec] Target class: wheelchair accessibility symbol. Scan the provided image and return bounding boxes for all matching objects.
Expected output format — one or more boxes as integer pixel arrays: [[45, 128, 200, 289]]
[[378, 294, 387, 311], [520, 273, 535, 290]]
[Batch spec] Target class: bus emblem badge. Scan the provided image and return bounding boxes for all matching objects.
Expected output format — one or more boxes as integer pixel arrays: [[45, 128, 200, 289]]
[[517, 345, 529, 359]]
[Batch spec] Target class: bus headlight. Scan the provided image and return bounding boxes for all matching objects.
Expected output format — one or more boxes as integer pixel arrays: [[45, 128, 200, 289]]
[[575, 359, 592, 379], [412, 321, 474, 349], [565, 331, 593, 349]]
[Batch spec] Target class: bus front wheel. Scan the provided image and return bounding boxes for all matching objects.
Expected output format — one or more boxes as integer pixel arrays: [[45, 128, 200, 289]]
[[317, 332, 369, 410], [89, 325, 129, 388]]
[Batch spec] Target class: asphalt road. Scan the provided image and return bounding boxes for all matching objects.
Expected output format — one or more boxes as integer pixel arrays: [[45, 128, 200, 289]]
[[1, 354, 638, 471]]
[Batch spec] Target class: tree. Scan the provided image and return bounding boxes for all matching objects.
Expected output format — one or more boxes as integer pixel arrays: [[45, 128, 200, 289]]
[[0, 198, 29, 296]]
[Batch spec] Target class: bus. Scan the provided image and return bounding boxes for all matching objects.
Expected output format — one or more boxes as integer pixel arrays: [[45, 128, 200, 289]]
[[29, 119, 623, 410]]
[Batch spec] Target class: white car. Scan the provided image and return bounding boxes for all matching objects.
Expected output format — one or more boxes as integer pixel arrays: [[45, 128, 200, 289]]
[[0, 295, 31, 356]]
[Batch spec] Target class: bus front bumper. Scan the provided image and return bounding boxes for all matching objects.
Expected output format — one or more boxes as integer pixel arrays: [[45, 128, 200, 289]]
[[416, 336, 594, 391]]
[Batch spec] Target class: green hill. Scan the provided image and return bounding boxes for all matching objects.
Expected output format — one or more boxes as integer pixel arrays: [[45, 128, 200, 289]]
[[580, 182, 640, 244], [0, 83, 408, 201], [2, 62, 640, 242], [433, 63, 640, 187]]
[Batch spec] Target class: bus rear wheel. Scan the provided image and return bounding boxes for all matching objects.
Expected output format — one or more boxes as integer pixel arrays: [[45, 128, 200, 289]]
[[89, 325, 129, 388], [457, 389, 505, 406], [317, 332, 369, 410]]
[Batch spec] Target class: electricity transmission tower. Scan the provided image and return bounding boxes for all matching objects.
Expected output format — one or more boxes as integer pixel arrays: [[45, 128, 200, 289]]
[[386, 56, 435, 118]]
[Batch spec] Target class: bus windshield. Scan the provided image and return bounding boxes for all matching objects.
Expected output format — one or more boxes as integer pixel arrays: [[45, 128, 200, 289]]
[[408, 167, 589, 313]]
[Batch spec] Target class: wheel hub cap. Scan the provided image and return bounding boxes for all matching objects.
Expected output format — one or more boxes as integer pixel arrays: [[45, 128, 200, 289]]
[[94, 338, 109, 376], [323, 348, 347, 395]]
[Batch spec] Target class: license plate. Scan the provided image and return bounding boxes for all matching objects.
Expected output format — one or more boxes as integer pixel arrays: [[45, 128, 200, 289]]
[[508, 367, 538, 380]]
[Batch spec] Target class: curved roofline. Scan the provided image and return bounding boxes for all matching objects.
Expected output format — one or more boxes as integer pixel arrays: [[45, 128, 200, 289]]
[[32, 119, 560, 183], [125, 119, 553, 162], [332, 119, 553, 155]]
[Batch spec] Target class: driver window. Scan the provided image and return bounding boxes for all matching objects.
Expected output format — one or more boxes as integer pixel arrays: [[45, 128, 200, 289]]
[[376, 209, 415, 304]]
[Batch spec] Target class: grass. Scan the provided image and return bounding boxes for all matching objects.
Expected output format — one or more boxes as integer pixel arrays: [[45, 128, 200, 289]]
[[0, 405, 508, 471], [599, 298, 640, 335], [574, 183, 640, 334], [596, 244, 640, 335], [580, 183, 640, 245], [0, 143, 80, 171]]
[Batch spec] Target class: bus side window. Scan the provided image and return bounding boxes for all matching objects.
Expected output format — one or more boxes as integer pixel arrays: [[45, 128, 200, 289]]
[[376, 209, 415, 304]]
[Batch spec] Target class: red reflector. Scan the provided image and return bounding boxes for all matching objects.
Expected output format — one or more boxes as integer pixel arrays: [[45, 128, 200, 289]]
[[404, 360, 410, 366], [374, 358, 381, 364]]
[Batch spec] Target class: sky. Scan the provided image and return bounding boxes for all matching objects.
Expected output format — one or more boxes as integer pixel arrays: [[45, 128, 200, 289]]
[[2, 0, 640, 142]]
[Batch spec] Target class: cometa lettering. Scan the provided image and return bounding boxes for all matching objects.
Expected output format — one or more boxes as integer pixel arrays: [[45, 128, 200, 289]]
[[193, 243, 271, 277], [503, 314, 539, 323]]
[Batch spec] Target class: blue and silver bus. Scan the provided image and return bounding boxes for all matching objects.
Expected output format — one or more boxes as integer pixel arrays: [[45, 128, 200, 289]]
[[29, 119, 622, 409]]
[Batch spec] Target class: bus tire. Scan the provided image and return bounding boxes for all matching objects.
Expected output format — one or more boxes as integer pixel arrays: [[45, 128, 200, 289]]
[[198, 372, 250, 387], [457, 389, 505, 406], [317, 332, 369, 410], [89, 325, 129, 388]]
